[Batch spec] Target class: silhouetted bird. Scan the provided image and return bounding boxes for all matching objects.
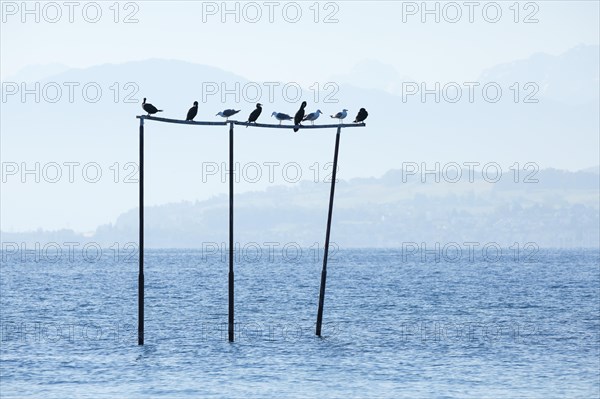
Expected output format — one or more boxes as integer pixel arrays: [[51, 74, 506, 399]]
[[330, 109, 348, 123], [142, 98, 162, 116], [294, 101, 307, 132], [186, 101, 198, 121], [216, 109, 240, 121], [271, 112, 293, 125], [246, 103, 262, 127], [303, 109, 322, 125], [354, 108, 368, 123]]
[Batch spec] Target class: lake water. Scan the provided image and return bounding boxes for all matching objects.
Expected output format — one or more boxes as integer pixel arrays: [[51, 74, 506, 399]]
[[1, 248, 599, 398]]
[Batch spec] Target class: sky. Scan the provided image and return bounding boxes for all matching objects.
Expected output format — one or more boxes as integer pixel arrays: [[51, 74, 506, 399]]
[[1, 1, 599, 232], [2, 1, 599, 84]]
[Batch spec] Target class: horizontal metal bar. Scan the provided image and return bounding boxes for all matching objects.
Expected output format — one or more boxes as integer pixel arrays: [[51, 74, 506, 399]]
[[136, 115, 365, 129], [136, 115, 228, 126], [234, 121, 365, 129]]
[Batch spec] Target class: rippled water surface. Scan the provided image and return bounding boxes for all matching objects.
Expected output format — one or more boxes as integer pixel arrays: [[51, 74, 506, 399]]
[[1, 249, 599, 398]]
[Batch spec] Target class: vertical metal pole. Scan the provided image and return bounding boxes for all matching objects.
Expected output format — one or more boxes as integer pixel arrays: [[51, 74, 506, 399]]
[[138, 117, 144, 345], [228, 122, 235, 342], [316, 126, 341, 336]]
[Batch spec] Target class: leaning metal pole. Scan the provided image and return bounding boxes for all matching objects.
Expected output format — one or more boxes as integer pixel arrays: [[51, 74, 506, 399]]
[[316, 126, 342, 337]]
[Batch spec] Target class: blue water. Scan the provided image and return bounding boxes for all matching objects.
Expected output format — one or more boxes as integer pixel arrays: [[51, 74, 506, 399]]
[[1, 248, 598, 398]]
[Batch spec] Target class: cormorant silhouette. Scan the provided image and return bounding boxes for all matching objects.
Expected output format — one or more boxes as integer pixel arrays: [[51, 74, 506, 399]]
[[354, 108, 368, 123], [186, 101, 198, 121], [294, 101, 307, 132], [142, 98, 162, 116], [246, 103, 262, 127]]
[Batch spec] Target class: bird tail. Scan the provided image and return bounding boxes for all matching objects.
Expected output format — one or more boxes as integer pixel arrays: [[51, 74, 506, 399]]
[[330, 115, 335, 118], [293, 125, 299, 132]]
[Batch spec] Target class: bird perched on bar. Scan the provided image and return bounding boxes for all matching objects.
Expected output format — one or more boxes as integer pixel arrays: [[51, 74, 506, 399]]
[[142, 98, 162, 116], [271, 112, 293, 125], [186, 101, 198, 121], [330, 109, 348, 123], [294, 101, 307, 132], [216, 109, 240, 121], [246, 103, 262, 127], [303, 109, 322, 125], [354, 108, 368, 123]]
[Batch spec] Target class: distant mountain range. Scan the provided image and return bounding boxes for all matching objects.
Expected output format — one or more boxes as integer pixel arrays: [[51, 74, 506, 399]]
[[1, 45, 598, 233], [330, 45, 599, 105], [479, 44, 599, 105]]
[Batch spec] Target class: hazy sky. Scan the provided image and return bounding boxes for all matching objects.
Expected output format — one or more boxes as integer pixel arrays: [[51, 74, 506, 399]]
[[1, 1, 599, 232], [2, 1, 599, 84]]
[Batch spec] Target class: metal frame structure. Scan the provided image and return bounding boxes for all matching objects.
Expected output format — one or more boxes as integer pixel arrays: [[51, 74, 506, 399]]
[[135, 115, 365, 344]]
